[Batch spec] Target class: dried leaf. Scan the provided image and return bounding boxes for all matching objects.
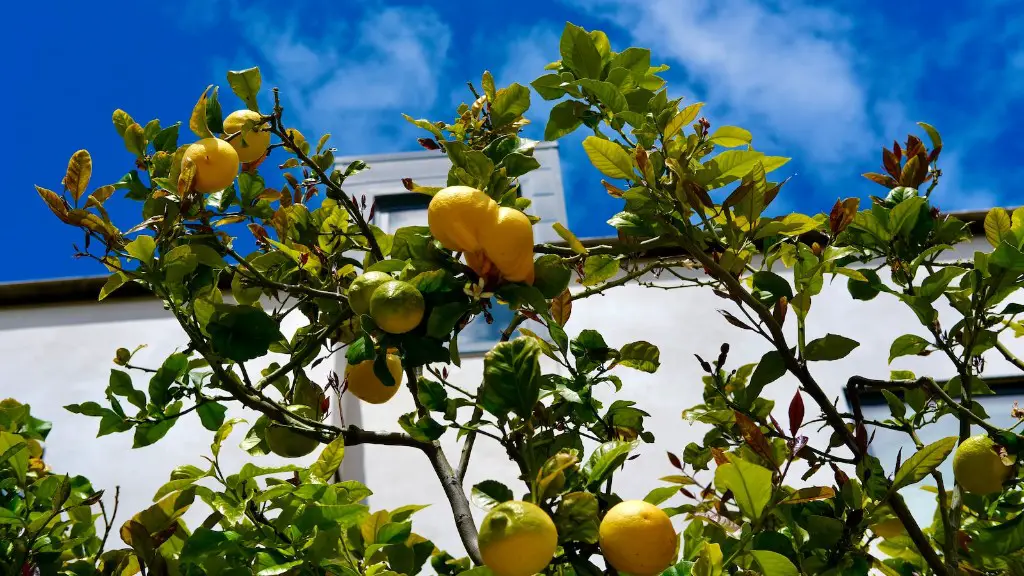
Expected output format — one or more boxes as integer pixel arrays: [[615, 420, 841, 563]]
[[91, 185, 116, 204], [178, 156, 197, 196], [550, 290, 572, 326], [780, 486, 835, 505], [601, 180, 625, 198], [36, 185, 69, 222], [63, 150, 92, 203], [734, 412, 775, 466]]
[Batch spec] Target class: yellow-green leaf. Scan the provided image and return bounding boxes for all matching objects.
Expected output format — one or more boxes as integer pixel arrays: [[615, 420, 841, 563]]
[[212, 417, 245, 457], [710, 126, 753, 148], [190, 85, 214, 139], [227, 67, 261, 112], [91, 185, 116, 204], [891, 436, 956, 493], [665, 102, 704, 138], [582, 136, 634, 180], [63, 150, 92, 203], [124, 123, 146, 157], [1011, 207, 1024, 246], [112, 109, 135, 137], [99, 273, 128, 301], [178, 156, 197, 195], [310, 435, 345, 481], [917, 121, 942, 150], [553, 222, 587, 254], [126, 236, 156, 266], [714, 454, 772, 520], [36, 185, 69, 221], [985, 207, 1012, 248]]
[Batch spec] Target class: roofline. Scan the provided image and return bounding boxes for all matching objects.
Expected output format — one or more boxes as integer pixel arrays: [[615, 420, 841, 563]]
[[333, 139, 557, 165], [0, 206, 1007, 307]]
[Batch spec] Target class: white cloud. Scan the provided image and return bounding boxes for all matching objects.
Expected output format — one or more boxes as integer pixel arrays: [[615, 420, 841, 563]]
[[928, 151, 999, 212], [180, 2, 451, 155], [569, 0, 875, 165]]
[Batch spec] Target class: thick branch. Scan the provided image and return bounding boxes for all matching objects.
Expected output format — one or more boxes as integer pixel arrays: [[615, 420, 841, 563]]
[[422, 440, 483, 565]]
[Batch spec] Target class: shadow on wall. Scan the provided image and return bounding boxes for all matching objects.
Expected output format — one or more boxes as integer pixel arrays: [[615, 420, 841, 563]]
[[0, 298, 169, 331]]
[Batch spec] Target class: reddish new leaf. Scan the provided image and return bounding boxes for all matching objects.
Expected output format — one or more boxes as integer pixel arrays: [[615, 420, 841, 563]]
[[734, 411, 775, 467], [667, 451, 682, 470], [789, 391, 805, 436]]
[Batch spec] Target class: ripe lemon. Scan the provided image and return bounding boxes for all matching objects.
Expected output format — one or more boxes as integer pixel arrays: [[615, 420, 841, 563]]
[[183, 138, 239, 193], [266, 405, 319, 458], [599, 500, 676, 576], [346, 353, 403, 404], [480, 207, 534, 284], [953, 435, 1012, 495], [348, 271, 393, 316], [222, 109, 271, 163], [369, 280, 425, 334], [478, 501, 558, 576], [870, 518, 905, 539], [428, 186, 499, 253]]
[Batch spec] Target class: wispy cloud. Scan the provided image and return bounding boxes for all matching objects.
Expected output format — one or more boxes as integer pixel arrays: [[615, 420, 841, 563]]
[[178, 2, 451, 155], [569, 0, 876, 165]]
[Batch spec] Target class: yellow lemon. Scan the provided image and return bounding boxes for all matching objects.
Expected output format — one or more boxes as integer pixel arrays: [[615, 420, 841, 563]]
[[953, 435, 1012, 495], [478, 501, 557, 576], [182, 138, 239, 193], [428, 186, 499, 253], [870, 518, 905, 539], [222, 109, 271, 163], [345, 353, 403, 404], [480, 207, 535, 284], [266, 406, 319, 458], [369, 280, 425, 334], [599, 500, 676, 576], [348, 271, 393, 316]]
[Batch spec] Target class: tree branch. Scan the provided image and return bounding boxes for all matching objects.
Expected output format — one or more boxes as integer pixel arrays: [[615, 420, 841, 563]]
[[996, 340, 1024, 373]]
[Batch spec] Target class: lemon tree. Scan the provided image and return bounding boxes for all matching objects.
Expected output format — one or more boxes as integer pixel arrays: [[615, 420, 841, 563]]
[[24, 22, 1024, 576]]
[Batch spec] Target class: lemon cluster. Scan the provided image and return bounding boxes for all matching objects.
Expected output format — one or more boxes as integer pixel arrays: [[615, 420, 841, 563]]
[[477, 499, 676, 576], [427, 186, 535, 284], [181, 109, 274, 194]]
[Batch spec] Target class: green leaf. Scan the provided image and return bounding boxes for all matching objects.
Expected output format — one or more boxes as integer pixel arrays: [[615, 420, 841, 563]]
[[806, 515, 844, 548], [196, 402, 227, 432], [207, 305, 283, 362], [579, 79, 627, 113], [610, 47, 651, 76], [644, 485, 680, 505], [123, 123, 146, 156], [112, 109, 135, 137], [803, 334, 859, 362], [559, 22, 603, 79], [471, 480, 514, 509], [0, 432, 28, 484], [582, 254, 618, 286], [531, 73, 568, 100], [544, 100, 586, 140], [889, 196, 927, 237], [616, 341, 660, 373], [533, 255, 571, 299], [398, 412, 445, 442], [205, 86, 224, 134], [133, 403, 182, 448], [889, 334, 930, 363], [991, 241, 1024, 271], [745, 352, 787, 406], [582, 136, 634, 180], [890, 436, 957, 493], [714, 455, 773, 520], [428, 302, 470, 340], [881, 389, 907, 420], [190, 85, 214, 139], [149, 353, 187, 408], [311, 435, 346, 481], [710, 126, 753, 148], [480, 337, 542, 418], [847, 268, 883, 301], [750, 550, 799, 576], [490, 83, 530, 127], [500, 152, 541, 178], [584, 440, 636, 487], [377, 521, 412, 544], [162, 244, 199, 285], [125, 235, 156, 266], [985, 208, 1012, 248], [752, 271, 793, 301], [553, 492, 600, 544], [109, 369, 146, 410], [917, 121, 942, 150], [153, 122, 181, 153], [976, 510, 1024, 556], [227, 67, 262, 112]]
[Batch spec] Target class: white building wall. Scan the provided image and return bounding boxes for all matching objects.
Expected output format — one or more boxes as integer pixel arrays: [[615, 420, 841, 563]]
[[3, 234, 1022, 559]]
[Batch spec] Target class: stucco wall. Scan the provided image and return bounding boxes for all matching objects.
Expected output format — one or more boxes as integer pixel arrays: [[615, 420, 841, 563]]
[[2, 234, 1023, 559]]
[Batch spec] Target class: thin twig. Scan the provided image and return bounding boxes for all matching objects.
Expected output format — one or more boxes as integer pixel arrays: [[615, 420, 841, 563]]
[[93, 486, 120, 566]]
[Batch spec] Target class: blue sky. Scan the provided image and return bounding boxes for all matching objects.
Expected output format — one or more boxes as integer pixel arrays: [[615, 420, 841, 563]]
[[6, 0, 1023, 282]]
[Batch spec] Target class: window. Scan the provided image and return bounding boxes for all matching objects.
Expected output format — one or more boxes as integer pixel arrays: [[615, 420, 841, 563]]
[[853, 376, 1024, 522], [373, 193, 533, 354]]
